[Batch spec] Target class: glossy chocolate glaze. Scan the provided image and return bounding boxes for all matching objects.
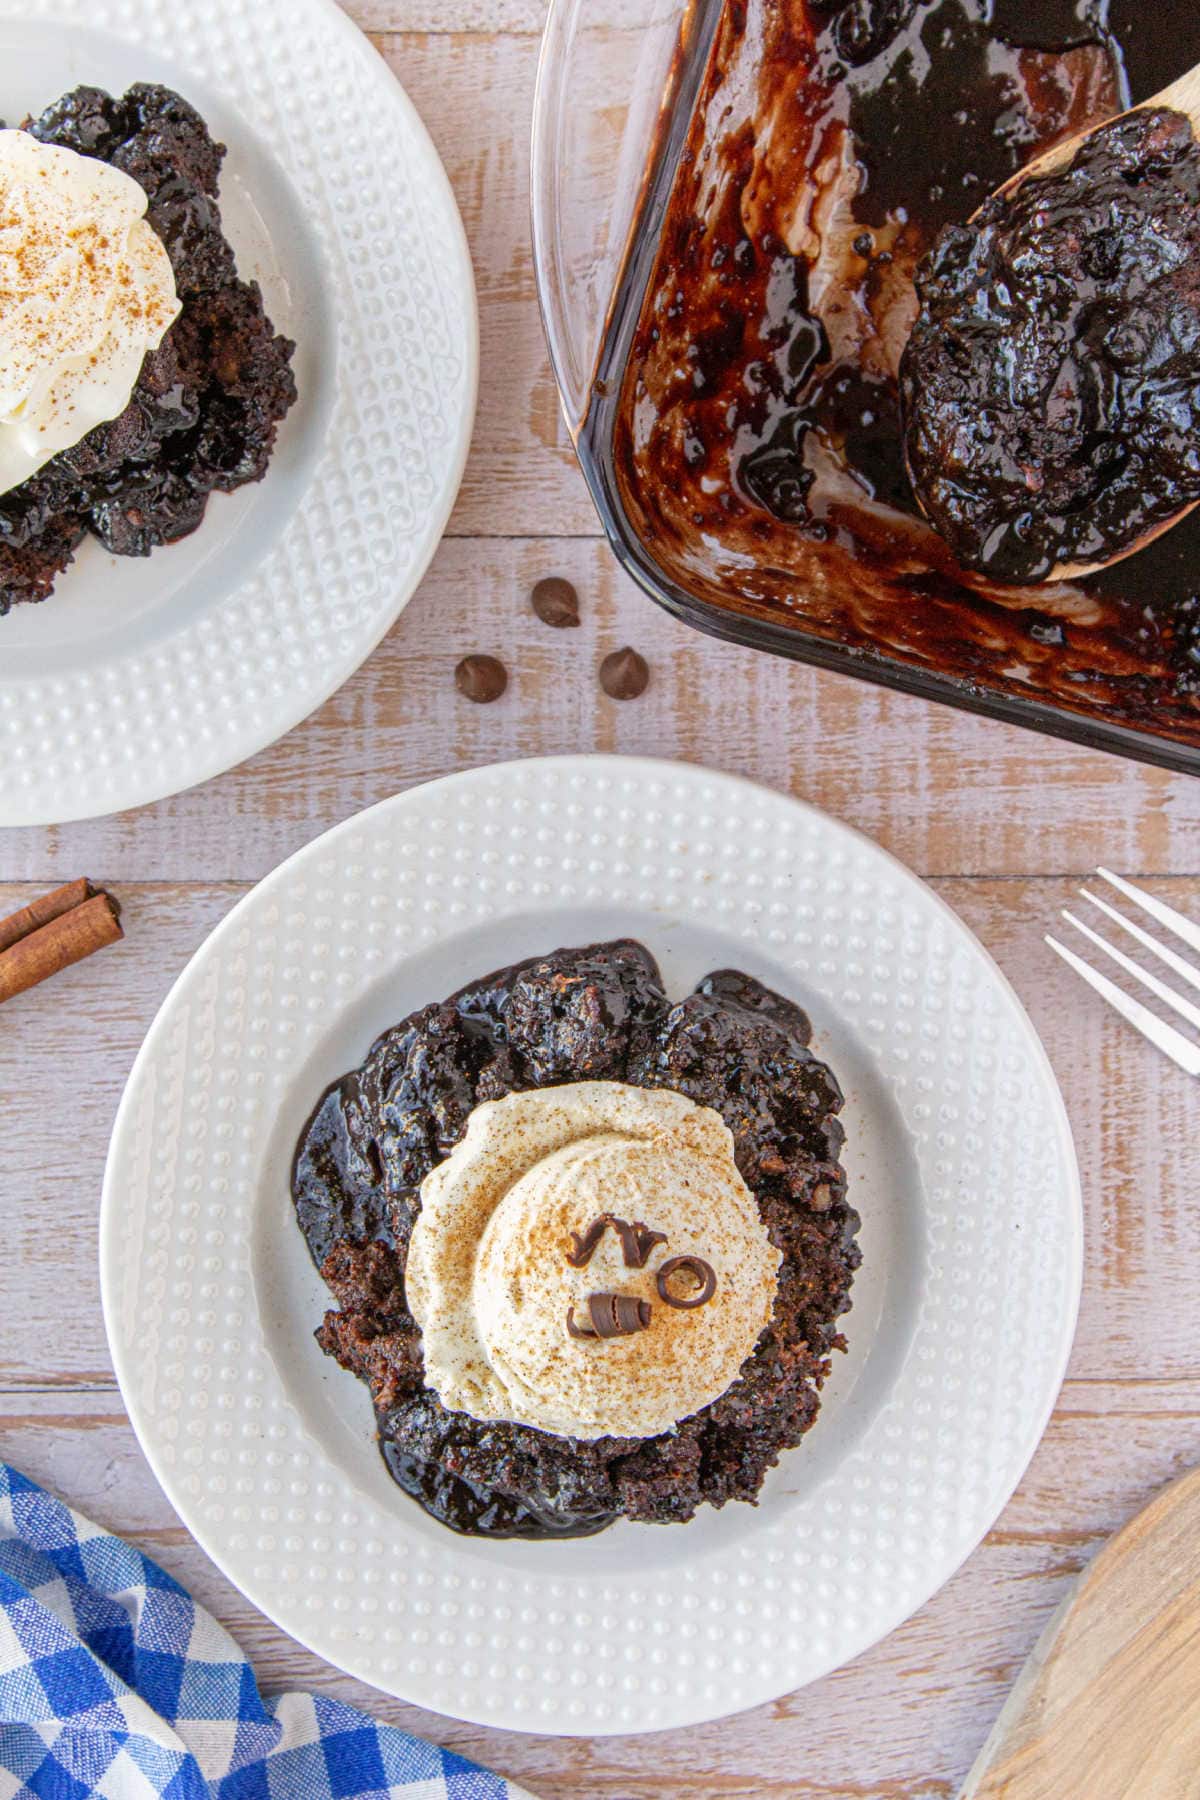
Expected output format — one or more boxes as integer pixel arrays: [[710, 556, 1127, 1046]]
[[903, 108, 1200, 582], [592, 1, 1200, 748]]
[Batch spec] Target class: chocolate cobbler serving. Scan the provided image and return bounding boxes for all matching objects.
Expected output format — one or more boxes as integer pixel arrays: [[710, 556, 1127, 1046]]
[[902, 106, 1200, 582], [0, 82, 297, 614], [291, 939, 860, 1540]]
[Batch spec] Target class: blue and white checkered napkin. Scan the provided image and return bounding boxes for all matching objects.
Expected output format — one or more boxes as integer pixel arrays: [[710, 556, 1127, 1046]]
[[0, 1464, 534, 1800]]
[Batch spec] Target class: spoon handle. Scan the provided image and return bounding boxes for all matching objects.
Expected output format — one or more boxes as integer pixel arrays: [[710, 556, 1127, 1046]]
[[1156, 63, 1200, 135]]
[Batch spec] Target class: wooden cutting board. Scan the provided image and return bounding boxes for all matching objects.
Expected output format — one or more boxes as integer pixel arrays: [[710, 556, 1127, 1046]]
[[960, 1466, 1200, 1798]]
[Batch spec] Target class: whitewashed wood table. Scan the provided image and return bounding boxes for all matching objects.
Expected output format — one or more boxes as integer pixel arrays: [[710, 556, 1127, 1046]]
[[2, 5, 1200, 1795]]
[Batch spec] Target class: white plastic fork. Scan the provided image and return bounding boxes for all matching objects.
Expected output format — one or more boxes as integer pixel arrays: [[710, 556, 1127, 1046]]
[[1046, 869, 1200, 1075]]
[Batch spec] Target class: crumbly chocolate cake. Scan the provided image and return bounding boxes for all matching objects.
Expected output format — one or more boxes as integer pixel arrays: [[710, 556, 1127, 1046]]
[[0, 83, 297, 613], [292, 940, 860, 1539]]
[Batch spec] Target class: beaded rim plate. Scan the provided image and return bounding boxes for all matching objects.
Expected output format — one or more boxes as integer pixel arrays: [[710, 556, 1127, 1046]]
[[101, 756, 1082, 1735], [0, 0, 477, 827]]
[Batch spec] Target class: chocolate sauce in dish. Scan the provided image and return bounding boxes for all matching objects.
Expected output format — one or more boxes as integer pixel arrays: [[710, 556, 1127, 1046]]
[[588, 1, 1200, 748], [902, 107, 1200, 582]]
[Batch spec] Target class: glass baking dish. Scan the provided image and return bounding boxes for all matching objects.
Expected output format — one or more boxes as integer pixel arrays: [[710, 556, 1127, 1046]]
[[531, 0, 1200, 775]]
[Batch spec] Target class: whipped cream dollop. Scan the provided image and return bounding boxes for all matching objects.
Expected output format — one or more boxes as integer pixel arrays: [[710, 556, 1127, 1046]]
[[405, 1081, 781, 1440], [0, 129, 180, 495]]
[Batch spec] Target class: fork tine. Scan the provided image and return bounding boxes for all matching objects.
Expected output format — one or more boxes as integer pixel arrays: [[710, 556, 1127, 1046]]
[[1096, 868, 1200, 958], [1062, 910, 1200, 1034], [1081, 888, 1200, 997], [1046, 935, 1200, 1075]]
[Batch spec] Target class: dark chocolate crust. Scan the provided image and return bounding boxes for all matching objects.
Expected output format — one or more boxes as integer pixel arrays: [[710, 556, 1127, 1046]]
[[292, 939, 860, 1540], [0, 83, 297, 613]]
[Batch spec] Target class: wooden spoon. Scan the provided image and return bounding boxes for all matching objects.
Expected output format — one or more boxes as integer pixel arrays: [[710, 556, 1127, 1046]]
[[959, 1464, 1200, 1798], [913, 63, 1200, 585], [992, 66, 1200, 200]]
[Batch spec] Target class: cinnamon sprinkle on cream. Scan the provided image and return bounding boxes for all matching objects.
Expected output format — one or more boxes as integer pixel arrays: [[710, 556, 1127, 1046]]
[[0, 129, 180, 495]]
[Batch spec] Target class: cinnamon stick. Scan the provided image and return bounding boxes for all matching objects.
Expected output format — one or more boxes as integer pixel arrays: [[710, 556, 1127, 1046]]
[[0, 890, 123, 1004], [0, 878, 95, 954]]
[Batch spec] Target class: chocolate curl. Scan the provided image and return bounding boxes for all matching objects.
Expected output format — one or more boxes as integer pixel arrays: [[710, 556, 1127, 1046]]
[[655, 1255, 717, 1310], [566, 1216, 612, 1268], [566, 1293, 653, 1339], [614, 1219, 668, 1269], [566, 1214, 669, 1269]]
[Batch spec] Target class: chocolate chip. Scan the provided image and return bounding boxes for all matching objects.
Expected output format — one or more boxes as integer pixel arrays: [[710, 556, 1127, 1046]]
[[531, 575, 581, 628], [599, 646, 649, 700], [656, 1255, 717, 1310], [455, 654, 508, 703]]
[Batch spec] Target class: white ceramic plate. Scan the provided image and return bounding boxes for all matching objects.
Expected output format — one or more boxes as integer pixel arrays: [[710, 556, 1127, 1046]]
[[101, 756, 1081, 1736], [0, 0, 476, 827]]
